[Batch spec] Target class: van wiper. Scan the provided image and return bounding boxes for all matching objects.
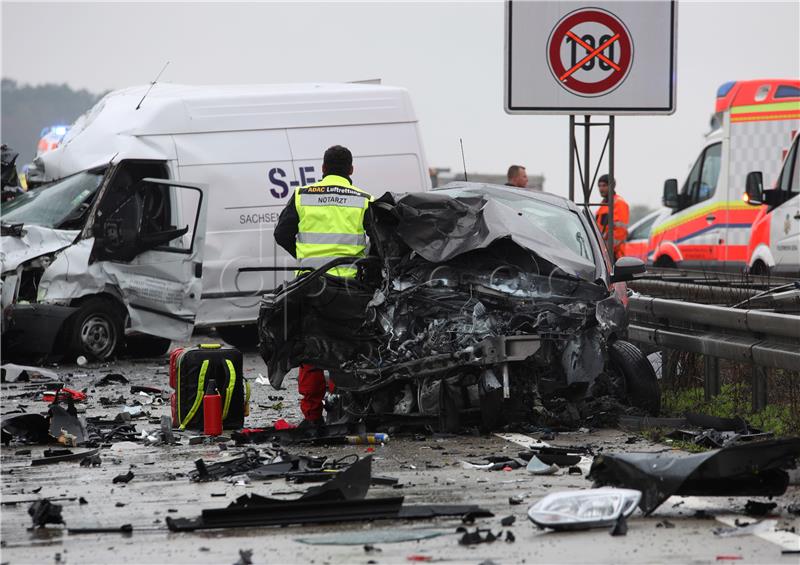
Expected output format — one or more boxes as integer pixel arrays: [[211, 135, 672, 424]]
[[1, 222, 24, 237]]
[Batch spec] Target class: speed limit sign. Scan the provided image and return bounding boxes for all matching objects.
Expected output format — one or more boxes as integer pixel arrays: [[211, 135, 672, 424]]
[[505, 1, 676, 114], [547, 8, 633, 97]]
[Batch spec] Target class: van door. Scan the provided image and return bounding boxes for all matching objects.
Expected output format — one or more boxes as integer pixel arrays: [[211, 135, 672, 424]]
[[673, 143, 723, 267], [771, 138, 800, 274], [90, 177, 208, 339]]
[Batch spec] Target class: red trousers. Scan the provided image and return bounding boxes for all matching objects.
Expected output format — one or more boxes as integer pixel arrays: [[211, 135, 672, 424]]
[[298, 364, 333, 421]]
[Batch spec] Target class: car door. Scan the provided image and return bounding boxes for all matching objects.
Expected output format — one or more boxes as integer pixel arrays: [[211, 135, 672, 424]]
[[771, 137, 800, 274], [90, 176, 209, 340]]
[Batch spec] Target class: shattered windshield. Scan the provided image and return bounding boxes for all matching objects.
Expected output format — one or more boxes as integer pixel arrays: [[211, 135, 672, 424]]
[[436, 187, 594, 262], [1, 170, 104, 229]]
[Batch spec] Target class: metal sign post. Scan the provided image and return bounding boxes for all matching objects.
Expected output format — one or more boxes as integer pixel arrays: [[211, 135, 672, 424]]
[[506, 0, 677, 261]]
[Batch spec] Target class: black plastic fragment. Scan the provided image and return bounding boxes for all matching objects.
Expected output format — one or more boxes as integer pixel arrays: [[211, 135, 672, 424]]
[[28, 499, 64, 527], [744, 500, 777, 516], [501, 515, 516, 527], [95, 373, 129, 386], [68, 524, 133, 534], [610, 514, 628, 536], [31, 448, 100, 466], [1, 413, 53, 445], [112, 470, 135, 484], [588, 438, 800, 514], [509, 495, 524, 505]]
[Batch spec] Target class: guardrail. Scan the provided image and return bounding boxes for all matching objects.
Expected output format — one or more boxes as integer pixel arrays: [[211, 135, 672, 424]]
[[626, 295, 800, 411]]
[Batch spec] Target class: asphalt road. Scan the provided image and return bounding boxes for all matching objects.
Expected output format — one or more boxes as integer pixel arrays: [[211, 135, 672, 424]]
[[1, 339, 798, 564]]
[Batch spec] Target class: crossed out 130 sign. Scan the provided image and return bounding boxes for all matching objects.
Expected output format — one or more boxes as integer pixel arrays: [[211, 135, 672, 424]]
[[547, 7, 633, 97]]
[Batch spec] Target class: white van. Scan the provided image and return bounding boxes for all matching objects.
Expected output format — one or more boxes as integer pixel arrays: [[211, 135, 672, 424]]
[[1, 83, 430, 359]]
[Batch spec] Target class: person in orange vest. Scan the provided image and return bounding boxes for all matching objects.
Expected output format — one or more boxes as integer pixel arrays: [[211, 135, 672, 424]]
[[594, 174, 629, 260]]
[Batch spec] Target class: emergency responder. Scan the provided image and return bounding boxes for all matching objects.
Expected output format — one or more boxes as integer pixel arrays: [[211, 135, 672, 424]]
[[594, 174, 630, 260], [505, 165, 528, 188], [273, 145, 372, 427]]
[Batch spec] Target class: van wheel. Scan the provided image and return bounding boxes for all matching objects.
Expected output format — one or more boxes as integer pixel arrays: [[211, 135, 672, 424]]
[[66, 297, 124, 361], [608, 340, 661, 416], [750, 260, 769, 276], [217, 324, 258, 349], [125, 335, 171, 358]]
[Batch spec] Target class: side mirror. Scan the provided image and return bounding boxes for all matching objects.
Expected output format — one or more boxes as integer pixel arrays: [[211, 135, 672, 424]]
[[745, 171, 763, 205], [663, 179, 679, 209], [610, 256, 646, 283]]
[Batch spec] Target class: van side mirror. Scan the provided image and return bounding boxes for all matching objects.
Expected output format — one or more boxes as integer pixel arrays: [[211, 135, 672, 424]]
[[610, 256, 646, 283], [663, 179, 679, 209], [745, 171, 764, 205]]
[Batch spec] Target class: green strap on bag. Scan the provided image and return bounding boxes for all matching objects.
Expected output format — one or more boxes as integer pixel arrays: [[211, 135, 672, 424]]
[[222, 359, 236, 420], [179, 360, 208, 430]]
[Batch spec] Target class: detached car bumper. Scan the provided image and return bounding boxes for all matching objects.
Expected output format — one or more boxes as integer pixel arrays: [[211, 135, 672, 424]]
[[2, 303, 76, 356]]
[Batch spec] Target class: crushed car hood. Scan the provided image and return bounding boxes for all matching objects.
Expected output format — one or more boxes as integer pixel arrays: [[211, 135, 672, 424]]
[[380, 188, 598, 281], [0, 226, 79, 274]]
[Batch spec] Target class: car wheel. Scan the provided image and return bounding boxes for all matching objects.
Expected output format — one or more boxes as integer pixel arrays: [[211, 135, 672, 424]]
[[608, 340, 661, 415], [125, 335, 171, 358], [750, 260, 769, 276], [67, 297, 124, 361], [217, 324, 258, 349]]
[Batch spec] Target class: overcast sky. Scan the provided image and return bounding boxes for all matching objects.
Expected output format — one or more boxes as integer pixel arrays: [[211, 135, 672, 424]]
[[2, 1, 799, 207]]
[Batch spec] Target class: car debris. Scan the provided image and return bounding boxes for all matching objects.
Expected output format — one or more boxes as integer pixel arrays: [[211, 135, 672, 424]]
[[527, 488, 641, 531], [744, 500, 778, 516], [112, 469, 135, 484], [1, 413, 53, 445], [525, 455, 559, 475], [31, 447, 100, 466], [588, 438, 800, 514], [258, 185, 658, 432], [167, 455, 491, 531], [296, 529, 447, 545], [713, 519, 777, 538], [28, 499, 64, 528], [94, 373, 129, 386], [1, 363, 60, 383]]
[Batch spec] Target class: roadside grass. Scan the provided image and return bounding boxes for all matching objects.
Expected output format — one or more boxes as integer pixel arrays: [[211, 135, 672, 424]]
[[661, 382, 798, 437]]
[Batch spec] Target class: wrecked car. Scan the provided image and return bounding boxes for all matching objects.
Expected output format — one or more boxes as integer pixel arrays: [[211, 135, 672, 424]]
[[1, 162, 207, 361], [258, 183, 660, 430]]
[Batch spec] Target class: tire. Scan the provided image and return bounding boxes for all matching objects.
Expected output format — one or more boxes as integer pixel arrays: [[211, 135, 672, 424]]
[[125, 335, 172, 358], [654, 256, 676, 269], [66, 297, 124, 361], [217, 324, 258, 349], [608, 340, 661, 416], [750, 260, 769, 276]]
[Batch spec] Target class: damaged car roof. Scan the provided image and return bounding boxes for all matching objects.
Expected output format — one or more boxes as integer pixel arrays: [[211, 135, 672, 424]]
[[380, 182, 602, 282]]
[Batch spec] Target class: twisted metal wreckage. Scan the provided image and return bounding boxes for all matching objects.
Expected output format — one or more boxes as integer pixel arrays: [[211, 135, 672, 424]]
[[258, 184, 660, 430]]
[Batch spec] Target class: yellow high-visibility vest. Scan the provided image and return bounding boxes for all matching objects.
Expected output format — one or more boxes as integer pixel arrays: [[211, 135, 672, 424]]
[[295, 174, 372, 279]]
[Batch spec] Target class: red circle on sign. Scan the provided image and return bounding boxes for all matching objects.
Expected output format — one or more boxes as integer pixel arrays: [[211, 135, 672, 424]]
[[547, 8, 633, 97]]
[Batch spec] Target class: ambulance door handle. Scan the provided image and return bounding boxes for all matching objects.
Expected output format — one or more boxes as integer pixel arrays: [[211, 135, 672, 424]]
[[705, 215, 716, 222], [794, 212, 800, 220]]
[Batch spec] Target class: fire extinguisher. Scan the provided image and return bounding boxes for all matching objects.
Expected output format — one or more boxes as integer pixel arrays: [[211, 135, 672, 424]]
[[203, 379, 222, 436]]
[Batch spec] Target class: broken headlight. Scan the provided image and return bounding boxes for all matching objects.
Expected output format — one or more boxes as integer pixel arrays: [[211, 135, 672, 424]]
[[527, 487, 641, 531]]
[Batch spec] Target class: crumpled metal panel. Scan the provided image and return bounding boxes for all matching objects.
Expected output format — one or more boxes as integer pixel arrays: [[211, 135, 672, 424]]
[[0, 226, 79, 275], [385, 188, 597, 281], [38, 238, 200, 341]]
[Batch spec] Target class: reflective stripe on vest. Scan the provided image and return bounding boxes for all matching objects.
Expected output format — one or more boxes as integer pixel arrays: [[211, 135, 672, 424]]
[[295, 175, 371, 279]]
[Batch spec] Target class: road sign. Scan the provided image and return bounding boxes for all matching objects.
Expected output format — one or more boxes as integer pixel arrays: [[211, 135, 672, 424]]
[[506, 1, 676, 114]]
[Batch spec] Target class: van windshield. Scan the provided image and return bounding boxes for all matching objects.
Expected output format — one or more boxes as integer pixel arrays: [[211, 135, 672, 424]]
[[2, 171, 104, 229]]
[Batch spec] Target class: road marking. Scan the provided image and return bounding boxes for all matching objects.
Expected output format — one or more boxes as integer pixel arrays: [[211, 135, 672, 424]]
[[680, 498, 799, 552], [715, 514, 800, 553]]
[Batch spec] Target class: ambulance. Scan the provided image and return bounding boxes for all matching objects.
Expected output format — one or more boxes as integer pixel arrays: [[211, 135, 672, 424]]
[[649, 79, 800, 271], [743, 129, 800, 275], [1, 83, 430, 359]]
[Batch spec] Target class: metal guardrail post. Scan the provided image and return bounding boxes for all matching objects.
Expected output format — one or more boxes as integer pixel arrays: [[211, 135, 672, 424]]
[[752, 366, 768, 412], [704, 356, 720, 401]]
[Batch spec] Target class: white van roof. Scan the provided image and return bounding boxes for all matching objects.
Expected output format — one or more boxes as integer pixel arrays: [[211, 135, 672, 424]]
[[40, 83, 420, 179], [70, 82, 419, 136]]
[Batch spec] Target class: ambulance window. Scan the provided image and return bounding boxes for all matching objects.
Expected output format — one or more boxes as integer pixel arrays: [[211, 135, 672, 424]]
[[779, 138, 799, 193], [775, 85, 800, 99], [697, 143, 722, 202], [680, 154, 703, 198]]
